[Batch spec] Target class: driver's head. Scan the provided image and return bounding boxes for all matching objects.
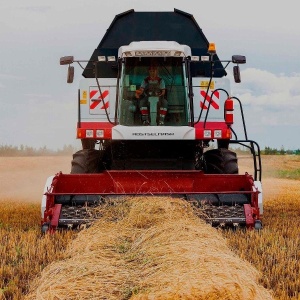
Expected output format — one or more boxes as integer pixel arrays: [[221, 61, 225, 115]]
[[148, 65, 158, 77]]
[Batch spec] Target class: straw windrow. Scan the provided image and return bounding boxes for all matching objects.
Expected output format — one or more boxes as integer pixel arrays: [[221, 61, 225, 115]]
[[26, 197, 274, 300]]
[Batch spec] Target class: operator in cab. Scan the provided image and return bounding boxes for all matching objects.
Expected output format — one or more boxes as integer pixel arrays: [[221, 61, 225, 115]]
[[135, 65, 167, 125]]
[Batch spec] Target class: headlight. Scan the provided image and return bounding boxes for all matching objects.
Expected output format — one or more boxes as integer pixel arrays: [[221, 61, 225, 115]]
[[214, 130, 222, 138], [203, 130, 211, 138], [96, 130, 104, 138], [86, 130, 93, 138]]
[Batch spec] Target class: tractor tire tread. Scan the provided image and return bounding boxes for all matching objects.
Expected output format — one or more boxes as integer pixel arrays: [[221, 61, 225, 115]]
[[71, 149, 101, 174], [203, 148, 238, 174]]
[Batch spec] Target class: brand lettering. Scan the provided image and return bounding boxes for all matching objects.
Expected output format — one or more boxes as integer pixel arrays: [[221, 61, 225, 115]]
[[132, 133, 175, 136]]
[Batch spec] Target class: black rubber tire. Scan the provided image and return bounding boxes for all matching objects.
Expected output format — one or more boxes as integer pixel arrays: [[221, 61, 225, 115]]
[[203, 148, 238, 174], [71, 149, 101, 174]]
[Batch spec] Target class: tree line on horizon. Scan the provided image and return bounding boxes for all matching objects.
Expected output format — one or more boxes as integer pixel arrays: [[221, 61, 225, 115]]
[[0, 144, 79, 156], [261, 146, 300, 155], [0, 144, 299, 156]]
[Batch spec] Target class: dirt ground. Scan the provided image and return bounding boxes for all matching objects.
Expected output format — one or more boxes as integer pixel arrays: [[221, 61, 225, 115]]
[[238, 155, 299, 199], [0, 155, 299, 202], [0, 156, 71, 201]]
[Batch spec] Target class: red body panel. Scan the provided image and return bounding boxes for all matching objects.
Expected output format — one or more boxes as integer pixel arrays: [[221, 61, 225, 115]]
[[77, 122, 113, 139], [194, 122, 231, 139], [47, 171, 254, 194], [77, 121, 231, 140], [50, 204, 62, 228], [43, 171, 260, 230]]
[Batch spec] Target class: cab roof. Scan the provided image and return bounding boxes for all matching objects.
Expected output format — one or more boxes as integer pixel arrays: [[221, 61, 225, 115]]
[[83, 9, 226, 78]]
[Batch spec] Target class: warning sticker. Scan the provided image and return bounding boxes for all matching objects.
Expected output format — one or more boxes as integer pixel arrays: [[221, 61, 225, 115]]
[[89, 88, 110, 115], [200, 81, 215, 90], [200, 90, 219, 110]]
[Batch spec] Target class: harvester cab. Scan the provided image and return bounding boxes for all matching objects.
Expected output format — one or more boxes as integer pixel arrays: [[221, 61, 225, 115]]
[[41, 9, 263, 233], [117, 42, 190, 127]]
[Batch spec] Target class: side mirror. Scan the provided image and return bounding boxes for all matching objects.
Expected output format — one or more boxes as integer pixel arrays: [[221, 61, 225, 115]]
[[232, 55, 246, 64], [233, 66, 241, 83], [67, 66, 74, 83], [60, 56, 74, 65]]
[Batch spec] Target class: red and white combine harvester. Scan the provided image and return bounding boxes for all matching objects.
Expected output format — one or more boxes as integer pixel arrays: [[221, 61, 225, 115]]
[[41, 9, 263, 233]]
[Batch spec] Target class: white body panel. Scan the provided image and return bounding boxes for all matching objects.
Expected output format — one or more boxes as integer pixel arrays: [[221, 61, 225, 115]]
[[79, 78, 117, 121], [254, 181, 263, 214], [41, 175, 54, 218], [112, 125, 195, 140], [192, 77, 231, 121], [78, 77, 231, 124], [118, 41, 191, 57]]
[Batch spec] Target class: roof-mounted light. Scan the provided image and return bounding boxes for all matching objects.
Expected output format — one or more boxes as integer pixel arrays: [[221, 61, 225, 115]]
[[201, 56, 210, 62], [107, 56, 116, 62], [98, 56, 106, 62], [208, 43, 216, 54]]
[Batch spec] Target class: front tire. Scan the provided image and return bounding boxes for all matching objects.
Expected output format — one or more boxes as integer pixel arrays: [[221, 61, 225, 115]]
[[203, 148, 238, 174], [71, 149, 101, 174]]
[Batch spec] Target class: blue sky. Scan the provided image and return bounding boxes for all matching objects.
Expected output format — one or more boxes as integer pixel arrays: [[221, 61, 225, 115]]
[[1, 0, 300, 150]]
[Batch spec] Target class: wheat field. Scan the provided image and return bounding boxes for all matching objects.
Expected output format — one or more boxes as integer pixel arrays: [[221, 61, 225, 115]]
[[0, 155, 299, 299]]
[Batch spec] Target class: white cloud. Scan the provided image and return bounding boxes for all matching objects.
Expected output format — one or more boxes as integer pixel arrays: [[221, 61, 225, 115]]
[[232, 68, 300, 114], [226, 68, 300, 149]]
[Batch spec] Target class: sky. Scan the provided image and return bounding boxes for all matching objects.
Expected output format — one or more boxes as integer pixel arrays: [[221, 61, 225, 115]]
[[1, 0, 300, 150]]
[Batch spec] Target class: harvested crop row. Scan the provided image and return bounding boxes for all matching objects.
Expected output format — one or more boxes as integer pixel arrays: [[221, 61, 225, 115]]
[[26, 197, 273, 300], [224, 184, 300, 300]]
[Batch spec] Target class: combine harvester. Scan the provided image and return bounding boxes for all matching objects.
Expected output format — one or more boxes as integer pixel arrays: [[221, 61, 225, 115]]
[[41, 9, 263, 233]]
